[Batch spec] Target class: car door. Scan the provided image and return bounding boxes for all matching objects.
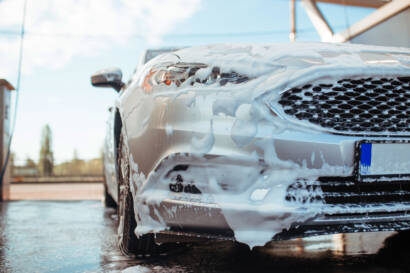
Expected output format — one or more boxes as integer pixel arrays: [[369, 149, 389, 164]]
[[104, 106, 118, 202]]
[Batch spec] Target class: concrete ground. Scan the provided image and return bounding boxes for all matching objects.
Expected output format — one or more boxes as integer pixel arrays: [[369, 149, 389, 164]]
[[8, 182, 103, 200], [1, 200, 410, 273]]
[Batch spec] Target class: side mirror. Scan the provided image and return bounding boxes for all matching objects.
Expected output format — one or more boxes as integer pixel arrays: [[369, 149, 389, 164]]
[[91, 67, 124, 92]]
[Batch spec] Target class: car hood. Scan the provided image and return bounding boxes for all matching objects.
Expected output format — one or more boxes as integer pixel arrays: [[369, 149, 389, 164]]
[[143, 42, 410, 100]]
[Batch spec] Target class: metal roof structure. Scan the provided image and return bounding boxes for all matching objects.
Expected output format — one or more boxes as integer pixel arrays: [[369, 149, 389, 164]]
[[315, 0, 391, 8], [290, 0, 410, 47]]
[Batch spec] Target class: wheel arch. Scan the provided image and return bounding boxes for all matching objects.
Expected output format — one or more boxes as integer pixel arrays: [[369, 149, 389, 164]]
[[113, 109, 123, 184]]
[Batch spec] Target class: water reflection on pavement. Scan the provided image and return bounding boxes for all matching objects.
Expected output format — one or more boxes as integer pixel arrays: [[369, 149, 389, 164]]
[[0, 201, 409, 273]]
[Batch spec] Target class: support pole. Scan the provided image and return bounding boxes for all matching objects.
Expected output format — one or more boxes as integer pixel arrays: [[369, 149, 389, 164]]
[[302, 0, 334, 41]]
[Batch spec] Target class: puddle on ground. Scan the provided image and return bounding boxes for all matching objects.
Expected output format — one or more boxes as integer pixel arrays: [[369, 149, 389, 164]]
[[263, 231, 395, 258]]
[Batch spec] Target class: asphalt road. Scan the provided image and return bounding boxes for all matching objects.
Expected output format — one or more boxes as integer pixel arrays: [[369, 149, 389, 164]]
[[0, 200, 410, 273]]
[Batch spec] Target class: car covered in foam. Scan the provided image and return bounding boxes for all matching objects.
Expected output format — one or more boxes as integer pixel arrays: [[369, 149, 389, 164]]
[[91, 43, 410, 254]]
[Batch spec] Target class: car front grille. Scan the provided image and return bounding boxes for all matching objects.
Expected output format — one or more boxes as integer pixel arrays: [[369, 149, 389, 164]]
[[286, 177, 410, 205], [277, 77, 410, 134]]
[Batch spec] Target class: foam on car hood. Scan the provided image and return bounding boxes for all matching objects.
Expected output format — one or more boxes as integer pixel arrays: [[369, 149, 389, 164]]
[[148, 42, 410, 96]]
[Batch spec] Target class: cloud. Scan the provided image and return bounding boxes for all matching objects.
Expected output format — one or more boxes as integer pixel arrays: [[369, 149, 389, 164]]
[[0, 0, 201, 79]]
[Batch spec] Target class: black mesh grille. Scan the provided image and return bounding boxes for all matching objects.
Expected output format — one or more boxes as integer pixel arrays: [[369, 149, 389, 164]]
[[286, 177, 410, 205], [278, 77, 410, 134]]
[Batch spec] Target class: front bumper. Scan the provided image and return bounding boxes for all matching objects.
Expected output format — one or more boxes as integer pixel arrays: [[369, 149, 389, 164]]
[[137, 127, 410, 241]]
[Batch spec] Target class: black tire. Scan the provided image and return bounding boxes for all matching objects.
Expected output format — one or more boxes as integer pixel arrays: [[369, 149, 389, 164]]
[[377, 230, 410, 269], [117, 130, 157, 256], [103, 176, 117, 209]]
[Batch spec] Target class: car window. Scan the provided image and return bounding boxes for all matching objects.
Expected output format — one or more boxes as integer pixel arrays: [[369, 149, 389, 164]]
[[144, 49, 180, 64]]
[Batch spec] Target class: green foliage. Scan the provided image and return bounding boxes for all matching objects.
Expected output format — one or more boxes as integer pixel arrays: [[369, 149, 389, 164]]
[[39, 124, 54, 176], [13, 125, 103, 177], [25, 157, 37, 168], [53, 157, 103, 176]]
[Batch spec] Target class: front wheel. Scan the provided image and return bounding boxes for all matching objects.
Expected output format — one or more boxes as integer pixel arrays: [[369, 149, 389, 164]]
[[117, 130, 157, 256]]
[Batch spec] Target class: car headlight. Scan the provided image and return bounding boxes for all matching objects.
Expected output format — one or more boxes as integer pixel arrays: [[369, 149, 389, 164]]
[[142, 62, 251, 93]]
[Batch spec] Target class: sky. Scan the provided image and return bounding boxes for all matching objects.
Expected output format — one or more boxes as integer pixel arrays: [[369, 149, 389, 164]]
[[0, 0, 373, 164]]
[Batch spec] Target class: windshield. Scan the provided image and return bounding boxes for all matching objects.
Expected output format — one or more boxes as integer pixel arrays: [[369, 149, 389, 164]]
[[144, 48, 181, 64]]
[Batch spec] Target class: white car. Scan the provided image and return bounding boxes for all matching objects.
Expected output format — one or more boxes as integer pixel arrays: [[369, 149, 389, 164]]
[[91, 43, 410, 255]]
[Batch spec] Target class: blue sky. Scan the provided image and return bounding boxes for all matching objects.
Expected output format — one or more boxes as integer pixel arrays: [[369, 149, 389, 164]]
[[0, 0, 373, 164]]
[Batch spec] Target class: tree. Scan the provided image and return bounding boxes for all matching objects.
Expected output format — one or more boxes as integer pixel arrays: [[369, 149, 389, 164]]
[[39, 124, 54, 176], [73, 149, 79, 162], [25, 157, 37, 168], [70, 149, 84, 175]]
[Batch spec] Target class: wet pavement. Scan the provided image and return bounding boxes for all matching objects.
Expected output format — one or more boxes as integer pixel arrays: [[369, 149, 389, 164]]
[[1, 200, 410, 273]]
